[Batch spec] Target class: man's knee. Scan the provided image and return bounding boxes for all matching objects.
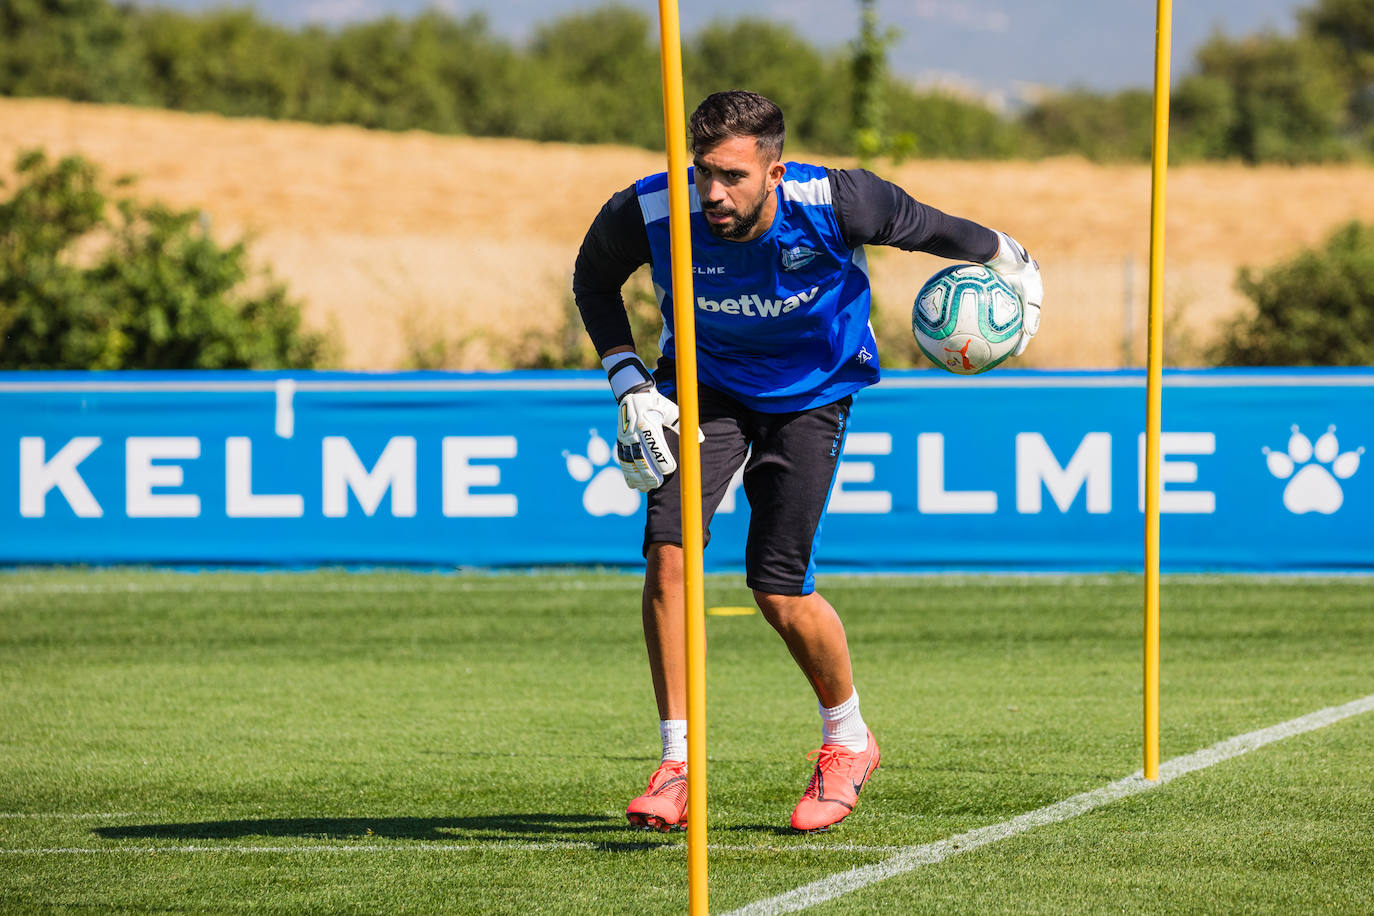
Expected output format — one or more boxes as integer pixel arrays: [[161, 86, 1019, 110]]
[[753, 589, 811, 631]]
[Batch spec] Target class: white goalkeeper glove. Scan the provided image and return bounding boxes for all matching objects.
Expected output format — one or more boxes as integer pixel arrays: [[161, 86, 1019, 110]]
[[603, 352, 679, 492], [984, 231, 1043, 357]]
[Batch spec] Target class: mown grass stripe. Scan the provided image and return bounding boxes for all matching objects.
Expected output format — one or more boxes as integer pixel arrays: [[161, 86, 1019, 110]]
[[0, 580, 644, 595], [0, 842, 904, 856], [724, 693, 1374, 916], [0, 812, 141, 820], [3, 574, 1365, 597]]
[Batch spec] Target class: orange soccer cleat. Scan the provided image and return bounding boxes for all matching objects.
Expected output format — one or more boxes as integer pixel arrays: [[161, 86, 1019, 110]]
[[790, 730, 880, 832], [626, 760, 688, 832]]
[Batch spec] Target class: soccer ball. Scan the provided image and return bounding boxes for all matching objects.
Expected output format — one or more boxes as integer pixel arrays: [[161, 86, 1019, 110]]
[[911, 264, 1023, 375]]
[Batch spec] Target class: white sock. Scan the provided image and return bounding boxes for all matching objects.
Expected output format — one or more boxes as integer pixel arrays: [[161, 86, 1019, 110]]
[[660, 719, 687, 763], [819, 689, 868, 752]]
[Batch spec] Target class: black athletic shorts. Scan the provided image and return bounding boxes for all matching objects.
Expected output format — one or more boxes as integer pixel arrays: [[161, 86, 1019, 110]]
[[644, 384, 852, 596]]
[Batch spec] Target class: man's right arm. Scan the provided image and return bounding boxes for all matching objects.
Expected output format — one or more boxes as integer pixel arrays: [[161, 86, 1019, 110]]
[[572, 184, 652, 357]]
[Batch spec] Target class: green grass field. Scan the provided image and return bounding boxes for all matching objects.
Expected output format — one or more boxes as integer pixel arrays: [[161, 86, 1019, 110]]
[[1, 569, 1371, 914]]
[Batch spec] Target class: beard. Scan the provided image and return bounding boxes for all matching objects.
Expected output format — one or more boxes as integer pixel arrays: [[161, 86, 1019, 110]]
[[703, 185, 769, 240]]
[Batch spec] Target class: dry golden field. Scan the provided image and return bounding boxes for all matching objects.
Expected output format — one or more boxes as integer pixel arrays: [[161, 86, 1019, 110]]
[[4, 97, 1373, 368]]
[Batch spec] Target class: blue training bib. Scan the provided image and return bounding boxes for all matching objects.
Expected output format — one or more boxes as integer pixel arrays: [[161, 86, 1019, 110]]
[[636, 162, 880, 413]]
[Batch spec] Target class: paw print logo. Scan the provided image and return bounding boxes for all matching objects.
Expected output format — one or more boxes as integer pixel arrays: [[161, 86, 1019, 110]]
[[1263, 425, 1364, 515], [564, 429, 640, 517]]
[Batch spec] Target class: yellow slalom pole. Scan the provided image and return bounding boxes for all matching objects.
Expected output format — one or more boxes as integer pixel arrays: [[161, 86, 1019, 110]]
[[654, 1, 707, 911], [1143, 0, 1173, 783]]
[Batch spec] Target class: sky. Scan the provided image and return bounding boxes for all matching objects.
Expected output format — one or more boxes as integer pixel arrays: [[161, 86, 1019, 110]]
[[131, 0, 1307, 100]]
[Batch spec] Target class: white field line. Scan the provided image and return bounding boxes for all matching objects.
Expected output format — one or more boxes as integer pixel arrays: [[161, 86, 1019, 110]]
[[4, 698, 1371, 871], [723, 692, 1374, 916]]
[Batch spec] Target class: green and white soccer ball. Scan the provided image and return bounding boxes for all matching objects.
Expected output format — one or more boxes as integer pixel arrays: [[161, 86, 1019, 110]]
[[912, 264, 1023, 375]]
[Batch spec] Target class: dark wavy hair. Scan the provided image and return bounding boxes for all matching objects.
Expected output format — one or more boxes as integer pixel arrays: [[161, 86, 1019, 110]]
[[688, 90, 785, 162]]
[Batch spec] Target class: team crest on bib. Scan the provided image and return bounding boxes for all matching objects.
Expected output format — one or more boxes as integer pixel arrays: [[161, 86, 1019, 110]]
[[781, 245, 819, 271]]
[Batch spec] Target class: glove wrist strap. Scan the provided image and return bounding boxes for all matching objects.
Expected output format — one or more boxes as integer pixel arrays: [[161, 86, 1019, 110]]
[[984, 231, 1027, 272], [602, 352, 653, 402]]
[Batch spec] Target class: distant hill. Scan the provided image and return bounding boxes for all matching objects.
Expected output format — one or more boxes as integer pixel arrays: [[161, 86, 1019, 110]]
[[5, 98, 1372, 369]]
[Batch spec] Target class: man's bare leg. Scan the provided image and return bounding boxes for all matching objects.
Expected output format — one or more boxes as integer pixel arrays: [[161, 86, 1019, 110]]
[[624, 542, 692, 831], [643, 541, 687, 720], [752, 590, 854, 709], [642, 563, 859, 717], [756, 588, 878, 831]]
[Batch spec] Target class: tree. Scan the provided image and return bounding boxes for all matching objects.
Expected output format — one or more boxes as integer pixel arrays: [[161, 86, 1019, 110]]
[[1169, 74, 1238, 161], [520, 6, 663, 147], [1177, 31, 1349, 163], [1301, 0, 1374, 149], [0, 0, 149, 102], [310, 15, 459, 132], [1021, 90, 1153, 161], [1302, 0, 1374, 86], [850, 0, 893, 164], [134, 7, 311, 119], [886, 87, 1023, 160], [425, 13, 524, 137], [0, 150, 332, 370], [684, 18, 851, 153]]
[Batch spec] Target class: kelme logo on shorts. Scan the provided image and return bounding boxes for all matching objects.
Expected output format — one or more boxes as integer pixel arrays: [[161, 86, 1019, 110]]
[[697, 286, 819, 318], [781, 245, 819, 271]]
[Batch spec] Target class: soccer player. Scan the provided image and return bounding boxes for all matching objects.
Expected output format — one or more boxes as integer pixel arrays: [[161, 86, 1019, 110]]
[[572, 90, 1043, 832]]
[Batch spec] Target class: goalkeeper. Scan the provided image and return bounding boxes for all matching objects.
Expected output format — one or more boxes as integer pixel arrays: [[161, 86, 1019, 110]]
[[573, 90, 1042, 833]]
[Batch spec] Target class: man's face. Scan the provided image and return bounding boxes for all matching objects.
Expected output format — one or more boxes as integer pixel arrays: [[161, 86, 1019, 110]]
[[693, 135, 786, 242]]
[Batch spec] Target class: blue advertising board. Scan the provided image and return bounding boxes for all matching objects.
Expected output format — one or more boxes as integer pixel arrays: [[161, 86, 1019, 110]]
[[2, 370, 1371, 571]]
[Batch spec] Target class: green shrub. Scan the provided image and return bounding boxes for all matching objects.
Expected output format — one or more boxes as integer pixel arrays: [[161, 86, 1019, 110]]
[[0, 149, 333, 369], [1212, 221, 1374, 366]]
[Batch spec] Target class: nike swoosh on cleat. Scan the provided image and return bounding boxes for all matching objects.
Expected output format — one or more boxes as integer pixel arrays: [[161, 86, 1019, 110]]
[[851, 750, 879, 795]]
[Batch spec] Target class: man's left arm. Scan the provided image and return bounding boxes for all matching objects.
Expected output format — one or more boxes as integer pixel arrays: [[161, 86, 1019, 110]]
[[828, 168, 1042, 355]]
